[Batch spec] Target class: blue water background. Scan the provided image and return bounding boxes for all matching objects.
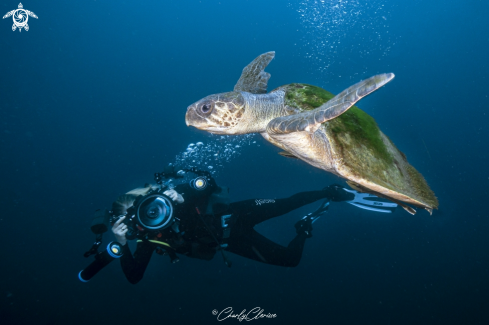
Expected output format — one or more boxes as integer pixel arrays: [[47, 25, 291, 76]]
[[1, 0, 488, 324]]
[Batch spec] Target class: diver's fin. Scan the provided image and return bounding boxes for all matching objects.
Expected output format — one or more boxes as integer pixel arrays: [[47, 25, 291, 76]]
[[234, 52, 275, 94], [266, 73, 395, 135], [343, 189, 398, 213], [278, 151, 298, 159], [346, 180, 416, 215]]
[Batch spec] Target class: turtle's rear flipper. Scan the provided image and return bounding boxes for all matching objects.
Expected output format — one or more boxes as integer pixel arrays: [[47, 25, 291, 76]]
[[24, 23, 29, 32], [278, 151, 298, 159], [266, 73, 394, 135], [234, 51, 275, 94], [12, 24, 16, 32]]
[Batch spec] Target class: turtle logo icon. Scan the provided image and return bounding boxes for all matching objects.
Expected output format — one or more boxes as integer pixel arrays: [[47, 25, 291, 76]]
[[3, 3, 37, 32]]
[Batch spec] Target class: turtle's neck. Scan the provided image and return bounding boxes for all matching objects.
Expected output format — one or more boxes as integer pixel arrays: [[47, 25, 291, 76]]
[[237, 90, 287, 134]]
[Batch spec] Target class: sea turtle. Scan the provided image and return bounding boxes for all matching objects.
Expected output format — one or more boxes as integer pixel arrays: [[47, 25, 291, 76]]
[[3, 3, 38, 32], [185, 52, 438, 215]]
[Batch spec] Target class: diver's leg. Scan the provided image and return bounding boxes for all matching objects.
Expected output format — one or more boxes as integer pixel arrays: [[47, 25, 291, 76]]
[[227, 230, 308, 267], [229, 189, 330, 227]]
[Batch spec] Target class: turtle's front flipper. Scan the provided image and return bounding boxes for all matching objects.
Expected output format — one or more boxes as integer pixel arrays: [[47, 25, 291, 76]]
[[3, 10, 14, 19], [267, 73, 394, 135], [26, 10, 38, 19], [234, 51, 275, 94]]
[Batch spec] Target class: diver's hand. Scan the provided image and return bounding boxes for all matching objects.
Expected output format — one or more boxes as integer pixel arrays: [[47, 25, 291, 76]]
[[112, 216, 128, 246], [323, 184, 355, 202], [164, 189, 184, 204]]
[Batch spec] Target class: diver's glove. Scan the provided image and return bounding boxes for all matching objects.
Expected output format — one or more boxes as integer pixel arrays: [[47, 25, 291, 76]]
[[323, 184, 355, 202]]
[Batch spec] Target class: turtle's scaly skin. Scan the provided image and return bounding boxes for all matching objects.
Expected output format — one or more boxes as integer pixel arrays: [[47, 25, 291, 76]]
[[276, 84, 438, 210]]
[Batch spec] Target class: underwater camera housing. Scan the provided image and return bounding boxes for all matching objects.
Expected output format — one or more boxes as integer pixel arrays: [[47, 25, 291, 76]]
[[88, 165, 217, 239], [114, 166, 217, 240], [80, 164, 222, 281], [111, 188, 175, 240]]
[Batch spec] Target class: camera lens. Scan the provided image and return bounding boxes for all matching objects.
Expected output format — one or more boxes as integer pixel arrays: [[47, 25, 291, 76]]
[[145, 202, 164, 219], [137, 195, 174, 230]]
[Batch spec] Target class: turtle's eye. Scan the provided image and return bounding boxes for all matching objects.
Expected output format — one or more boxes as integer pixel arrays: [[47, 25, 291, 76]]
[[200, 103, 213, 115]]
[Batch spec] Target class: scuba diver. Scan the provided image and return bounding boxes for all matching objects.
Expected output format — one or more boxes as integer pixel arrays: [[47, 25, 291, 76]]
[[79, 165, 397, 284]]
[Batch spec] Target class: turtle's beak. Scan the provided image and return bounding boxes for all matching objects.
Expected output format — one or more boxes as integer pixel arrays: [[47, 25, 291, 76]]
[[185, 104, 206, 130], [185, 110, 191, 127], [185, 103, 229, 134]]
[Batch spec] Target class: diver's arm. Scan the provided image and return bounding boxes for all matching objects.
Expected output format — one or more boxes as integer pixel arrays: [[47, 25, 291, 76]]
[[120, 241, 154, 285], [110, 216, 153, 284], [110, 188, 182, 284]]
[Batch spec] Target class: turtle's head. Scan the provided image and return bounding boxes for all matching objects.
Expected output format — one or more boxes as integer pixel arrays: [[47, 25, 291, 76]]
[[185, 91, 246, 135]]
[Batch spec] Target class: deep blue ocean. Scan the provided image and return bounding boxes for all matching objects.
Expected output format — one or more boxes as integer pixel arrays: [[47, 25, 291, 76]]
[[1, 0, 488, 324]]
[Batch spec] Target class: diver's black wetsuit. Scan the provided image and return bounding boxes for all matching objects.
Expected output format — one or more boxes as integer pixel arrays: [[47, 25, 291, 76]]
[[119, 187, 337, 284], [224, 190, 330, 267]]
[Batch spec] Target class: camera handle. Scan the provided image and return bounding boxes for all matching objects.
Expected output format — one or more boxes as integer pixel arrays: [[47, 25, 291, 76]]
[[83, 233, 103, 258]]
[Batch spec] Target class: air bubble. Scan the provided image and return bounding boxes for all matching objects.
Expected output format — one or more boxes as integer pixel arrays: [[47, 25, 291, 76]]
[[174, 134, 256, 175], [291, 0, 394, 75]]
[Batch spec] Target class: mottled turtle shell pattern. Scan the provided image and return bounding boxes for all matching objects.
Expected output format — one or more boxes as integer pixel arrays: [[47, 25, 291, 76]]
[[274, 83, 438, 211]]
